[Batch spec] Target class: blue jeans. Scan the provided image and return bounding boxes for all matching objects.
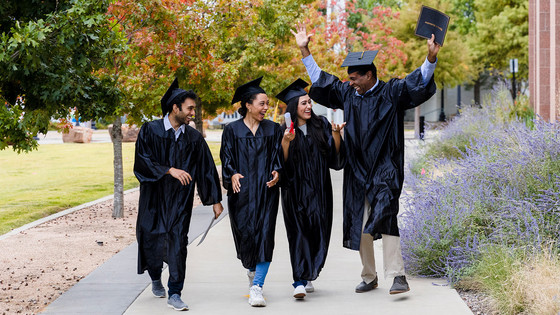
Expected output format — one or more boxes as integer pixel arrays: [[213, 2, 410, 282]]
[[249, 262, 271, 287], [292, 280, 308, 288]]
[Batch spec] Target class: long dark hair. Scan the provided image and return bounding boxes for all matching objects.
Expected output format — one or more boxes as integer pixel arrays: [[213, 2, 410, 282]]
[[285, 95, 329, 155]]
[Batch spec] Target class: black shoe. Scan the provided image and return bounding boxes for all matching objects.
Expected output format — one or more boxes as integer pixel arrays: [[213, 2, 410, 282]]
[[355, 276, 378, 293], [389, 275, 410, 294], [152, 279, 166, 298]]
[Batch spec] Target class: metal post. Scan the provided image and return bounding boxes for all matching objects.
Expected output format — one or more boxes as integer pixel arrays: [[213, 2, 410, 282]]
[[512, 70, 517, 100], [439, 88, 446, 121], [510, 58, 518, 101], [419, 116, 425, 140], [457, 85, 461, 115]]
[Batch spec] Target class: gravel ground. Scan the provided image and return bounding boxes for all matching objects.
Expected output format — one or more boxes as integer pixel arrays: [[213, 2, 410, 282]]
[[457, 289, 498, 315]]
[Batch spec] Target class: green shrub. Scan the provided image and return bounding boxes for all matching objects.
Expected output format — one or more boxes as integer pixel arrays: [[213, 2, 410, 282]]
[[457, 246, 526, 314]]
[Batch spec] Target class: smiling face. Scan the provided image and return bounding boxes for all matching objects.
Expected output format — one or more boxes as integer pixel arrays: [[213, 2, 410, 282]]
[[172, 97, 196, 125], [296, 95, 312, 124], [246, 93, 269, 122], [348, 70, 376, 95]]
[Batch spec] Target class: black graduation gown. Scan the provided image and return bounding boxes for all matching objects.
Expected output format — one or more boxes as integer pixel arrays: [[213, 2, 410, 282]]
[[281, 117, 345, 282], [308, 67, 436, 250], [134, 120, 222, 283], [220, 119, 283, 269]]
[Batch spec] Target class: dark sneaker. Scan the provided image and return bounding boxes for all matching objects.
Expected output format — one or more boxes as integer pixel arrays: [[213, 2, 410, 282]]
[[355, 276, 378, 293], [167, 294, 189, 311], [389, 275, 410, 294], [151, 279, 166, 298]]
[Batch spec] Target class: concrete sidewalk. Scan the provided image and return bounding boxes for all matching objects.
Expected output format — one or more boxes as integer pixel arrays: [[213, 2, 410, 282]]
[[123, 170, 471, 315], [41, 132, 472, 315]]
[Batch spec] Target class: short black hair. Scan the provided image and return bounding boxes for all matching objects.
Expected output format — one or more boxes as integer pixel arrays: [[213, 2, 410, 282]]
[[347, 64, 377, 78], [174, 90, 198, 111]]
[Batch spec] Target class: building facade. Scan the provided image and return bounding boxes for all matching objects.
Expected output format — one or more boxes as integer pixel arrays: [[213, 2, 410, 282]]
[[529, 0, 560, 122]]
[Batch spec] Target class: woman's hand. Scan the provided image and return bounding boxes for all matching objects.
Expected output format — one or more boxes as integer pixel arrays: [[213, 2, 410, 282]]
[[332, 122, 346, 133], [231, 173, 244, 193], [266, 171, 279, 188], [282, 127, 295, 143]]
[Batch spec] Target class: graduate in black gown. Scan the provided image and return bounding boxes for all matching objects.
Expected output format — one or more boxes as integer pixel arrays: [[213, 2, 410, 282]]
[[277, 79, 345, 299], [134, 79, 223, 311], [292, 22, 440, 295], [220, 77, 282, 307]]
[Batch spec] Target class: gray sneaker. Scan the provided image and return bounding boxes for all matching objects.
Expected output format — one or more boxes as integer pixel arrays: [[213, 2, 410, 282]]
[[151, 279, 166, 298], [304, 281, 314, 293], [355, 276, 378, 293], [167, 294, 189, 311], [247, 270, 255, 287], [389, 275, 410, 294]]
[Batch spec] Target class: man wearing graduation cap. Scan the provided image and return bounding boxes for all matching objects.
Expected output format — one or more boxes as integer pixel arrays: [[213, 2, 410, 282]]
[[134, 78, 224, 311], [292, 23, 440, 295]]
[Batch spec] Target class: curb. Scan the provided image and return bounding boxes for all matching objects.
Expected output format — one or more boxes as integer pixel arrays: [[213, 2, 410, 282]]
[[0, 188, 139, 241]]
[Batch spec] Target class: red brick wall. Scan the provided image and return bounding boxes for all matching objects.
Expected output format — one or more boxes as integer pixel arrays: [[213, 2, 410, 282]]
[[530, 0, 559, 122]]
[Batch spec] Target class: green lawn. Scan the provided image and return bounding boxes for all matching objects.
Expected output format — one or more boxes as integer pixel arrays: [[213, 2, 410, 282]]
[[0, 141, 222, 235]]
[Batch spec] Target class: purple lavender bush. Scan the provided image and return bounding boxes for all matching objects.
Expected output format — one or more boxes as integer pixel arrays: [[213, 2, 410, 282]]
[[401, 86, 560, 284]]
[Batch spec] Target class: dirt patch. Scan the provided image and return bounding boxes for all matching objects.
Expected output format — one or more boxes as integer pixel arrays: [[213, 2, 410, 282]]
[[0, 190, 204, 315]]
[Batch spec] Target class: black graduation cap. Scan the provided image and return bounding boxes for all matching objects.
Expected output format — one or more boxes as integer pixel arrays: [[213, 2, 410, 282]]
[[414, 6, 450, 46], [340, 50, 379, 67], [231, 77, 266, 104], [160, 78, 189, 115], [275, 78, 309, 104]]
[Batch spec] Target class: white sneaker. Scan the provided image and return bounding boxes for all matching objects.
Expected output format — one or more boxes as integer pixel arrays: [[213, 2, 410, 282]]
[[305, 281, 314, 293], [293, 285, 306, 299], [248, 285, 266, 307], [247, 270, 255, 287]]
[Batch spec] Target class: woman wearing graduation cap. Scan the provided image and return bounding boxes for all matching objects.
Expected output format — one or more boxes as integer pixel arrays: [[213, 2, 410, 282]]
[[220, 77, 283, 307], [277, 79, 345, 299]]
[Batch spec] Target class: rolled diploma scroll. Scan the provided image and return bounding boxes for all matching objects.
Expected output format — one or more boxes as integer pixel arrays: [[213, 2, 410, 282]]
[[285, 112, 294, 133]]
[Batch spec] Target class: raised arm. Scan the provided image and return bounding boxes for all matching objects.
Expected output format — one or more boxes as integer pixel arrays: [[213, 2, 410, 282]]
[[391, 34, 441, 110], [291, 23, 321, 84], [427, 34, 440, 63], [291, 22, 312, 58]]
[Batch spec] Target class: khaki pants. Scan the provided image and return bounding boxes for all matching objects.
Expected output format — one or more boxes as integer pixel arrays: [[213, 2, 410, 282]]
[[359, 197, 405, 283]]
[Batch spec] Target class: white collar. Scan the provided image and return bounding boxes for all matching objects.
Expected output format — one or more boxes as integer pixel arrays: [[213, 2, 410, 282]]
[[163, 114, 185, 139], [355, 79, 378, 97]]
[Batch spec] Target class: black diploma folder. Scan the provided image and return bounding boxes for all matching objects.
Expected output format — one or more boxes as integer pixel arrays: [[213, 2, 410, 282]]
[[415, 5, 450, 46]]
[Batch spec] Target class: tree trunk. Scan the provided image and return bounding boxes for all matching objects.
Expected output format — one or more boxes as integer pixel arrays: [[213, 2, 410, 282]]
[[111, 117, 124, 218], [195, 98, 204, 136], [474, 78, 481, 106], [414, 106, 420, 139]]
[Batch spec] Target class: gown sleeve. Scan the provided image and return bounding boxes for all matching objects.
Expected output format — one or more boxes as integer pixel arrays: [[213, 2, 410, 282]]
[[308, 71, 348, 110], [220, 124, 237, 192], [322, 117, 345, 170], [389, 67, 437, 111], [272, 123, 284, 174], [134, 124, 170, 183], [195, 137, 222, 205]]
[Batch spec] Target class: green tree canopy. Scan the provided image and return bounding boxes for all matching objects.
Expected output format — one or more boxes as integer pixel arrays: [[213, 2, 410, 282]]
[[469, 0, 528, 80], [0, 0, 125, 152], [387, 0, 477, 88]]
